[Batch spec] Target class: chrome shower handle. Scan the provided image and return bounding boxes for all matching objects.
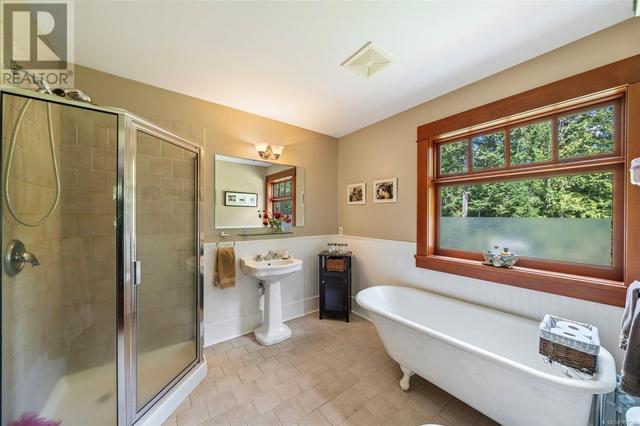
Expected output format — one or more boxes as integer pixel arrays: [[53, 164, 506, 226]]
[[4, 240, 39, 277], [18, 250, 40, 267]]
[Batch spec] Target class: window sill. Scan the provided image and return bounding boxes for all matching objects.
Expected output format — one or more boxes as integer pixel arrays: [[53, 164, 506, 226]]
[[415, 255, 627, 306]]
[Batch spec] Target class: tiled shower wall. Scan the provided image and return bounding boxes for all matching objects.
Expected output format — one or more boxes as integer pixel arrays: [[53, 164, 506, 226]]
[[1, 95, 120, 422], [1, 96, 65, 420], [135, 131, 198, 355], [59, 105, 118, 373]]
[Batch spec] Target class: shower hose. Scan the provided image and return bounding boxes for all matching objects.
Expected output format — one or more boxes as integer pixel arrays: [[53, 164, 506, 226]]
[[4, 99, 61, 227]]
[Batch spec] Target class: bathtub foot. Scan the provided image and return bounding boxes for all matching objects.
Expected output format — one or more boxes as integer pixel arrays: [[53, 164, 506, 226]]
[[399, 365, 414, 391]]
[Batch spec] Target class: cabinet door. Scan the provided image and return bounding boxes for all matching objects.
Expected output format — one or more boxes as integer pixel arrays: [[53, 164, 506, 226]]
[[323, 275, 345, 312]]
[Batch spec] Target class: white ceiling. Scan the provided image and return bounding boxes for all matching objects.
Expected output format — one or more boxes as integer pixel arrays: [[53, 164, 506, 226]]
[[75, 1, 632, 138]]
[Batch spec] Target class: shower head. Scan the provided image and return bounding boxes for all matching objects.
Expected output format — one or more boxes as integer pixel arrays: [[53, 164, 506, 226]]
[[10, 61, 52, 95], [10, 60, 21, 79]]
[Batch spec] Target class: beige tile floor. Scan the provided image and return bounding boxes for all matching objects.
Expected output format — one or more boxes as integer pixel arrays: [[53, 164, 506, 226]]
[[164, 314, 499, 426]]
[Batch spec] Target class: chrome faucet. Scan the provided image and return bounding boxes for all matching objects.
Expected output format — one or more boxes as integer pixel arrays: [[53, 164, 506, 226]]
[[256, 250, 280, 262], [20, 250, 40, 267], [265, 250, 279, 260], [4, 239, 40, 276]]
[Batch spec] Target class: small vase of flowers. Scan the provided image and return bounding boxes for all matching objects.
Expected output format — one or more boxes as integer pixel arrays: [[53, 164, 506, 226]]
[[259, 210, 292, 233]]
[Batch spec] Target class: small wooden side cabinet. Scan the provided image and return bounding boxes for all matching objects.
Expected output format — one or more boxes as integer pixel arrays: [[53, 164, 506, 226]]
[[318, 251, 352, 322]]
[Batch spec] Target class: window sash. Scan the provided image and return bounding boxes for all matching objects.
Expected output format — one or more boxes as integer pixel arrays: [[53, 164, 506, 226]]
[[265, 170, 296, 225], [434, 164, 624, 281], [271, 178, 293, 200], [435, 98, 622, 180]]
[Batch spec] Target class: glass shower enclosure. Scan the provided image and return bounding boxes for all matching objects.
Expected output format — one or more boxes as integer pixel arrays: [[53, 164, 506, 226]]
[[0, 87, 204, 426]]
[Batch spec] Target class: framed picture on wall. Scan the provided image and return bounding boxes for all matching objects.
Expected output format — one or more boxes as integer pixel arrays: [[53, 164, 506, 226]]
[[347, 183, 366, 205], [224, 191, 258, 207], [373, 178, 397, 203]]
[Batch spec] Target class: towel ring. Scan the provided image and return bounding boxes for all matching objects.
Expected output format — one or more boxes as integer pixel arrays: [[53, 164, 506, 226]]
[[216, 240, 236, 248], [217, 231, 236, 248]]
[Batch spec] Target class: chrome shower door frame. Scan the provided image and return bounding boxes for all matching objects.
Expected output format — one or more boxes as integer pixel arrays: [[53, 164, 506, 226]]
[[122, 114, 204, 425]]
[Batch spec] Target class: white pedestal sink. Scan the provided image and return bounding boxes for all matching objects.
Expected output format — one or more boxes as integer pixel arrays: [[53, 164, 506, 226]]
[[240, 257, 303, 346]]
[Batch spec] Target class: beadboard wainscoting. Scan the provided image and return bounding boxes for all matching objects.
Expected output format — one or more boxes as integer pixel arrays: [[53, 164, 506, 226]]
[[335, 235, 625, 366], [203, 234, 624, 366], [203, 236, 329, 346]]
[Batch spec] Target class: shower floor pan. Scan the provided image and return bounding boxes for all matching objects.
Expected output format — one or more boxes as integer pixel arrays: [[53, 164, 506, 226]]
[[40, 341, 195, 425]]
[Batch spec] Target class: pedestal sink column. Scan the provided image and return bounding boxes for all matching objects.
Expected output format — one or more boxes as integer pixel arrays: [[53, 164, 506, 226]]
[[239, 257, 302, 346], [254, 279, 292, 346]]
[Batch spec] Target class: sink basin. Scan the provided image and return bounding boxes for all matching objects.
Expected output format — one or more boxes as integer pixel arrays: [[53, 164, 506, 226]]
[[240, 256, 303, 346], [240, 257, 302, 281]]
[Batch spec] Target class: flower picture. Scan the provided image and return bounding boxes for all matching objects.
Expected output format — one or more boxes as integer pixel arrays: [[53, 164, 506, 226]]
[[373, 178, 397, 203], [347, 183, 366, 205]]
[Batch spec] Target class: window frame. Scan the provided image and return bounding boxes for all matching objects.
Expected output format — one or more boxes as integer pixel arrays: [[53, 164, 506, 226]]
[[416, 55, 640, 307], [433, 98, 624, 281], [265, 168, 296, 225]]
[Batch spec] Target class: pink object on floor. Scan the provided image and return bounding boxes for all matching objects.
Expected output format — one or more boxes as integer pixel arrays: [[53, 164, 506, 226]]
[[7, 412, 61, 426]]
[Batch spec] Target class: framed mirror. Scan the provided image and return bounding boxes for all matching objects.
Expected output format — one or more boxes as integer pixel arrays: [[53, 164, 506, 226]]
[[214, 155, 305, 230]]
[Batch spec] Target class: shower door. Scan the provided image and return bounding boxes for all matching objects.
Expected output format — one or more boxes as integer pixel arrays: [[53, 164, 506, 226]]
[[1, 92, 119, 425], [126, 118, 201, 422], [2, 88, 202, 426]]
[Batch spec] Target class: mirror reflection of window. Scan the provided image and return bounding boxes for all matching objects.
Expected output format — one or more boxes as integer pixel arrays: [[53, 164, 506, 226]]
[[266, 168, 296, 224]]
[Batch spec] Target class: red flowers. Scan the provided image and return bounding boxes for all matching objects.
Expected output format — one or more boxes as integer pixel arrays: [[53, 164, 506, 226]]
[[258, 210, 291, 231]]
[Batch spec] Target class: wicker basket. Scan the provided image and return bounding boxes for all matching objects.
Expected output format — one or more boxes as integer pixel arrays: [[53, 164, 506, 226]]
[[538, 314, 600, 375], [326, 258, 346, 272]]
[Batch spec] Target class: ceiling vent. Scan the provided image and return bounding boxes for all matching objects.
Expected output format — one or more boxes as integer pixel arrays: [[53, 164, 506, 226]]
[[342, 42, 392, 78]]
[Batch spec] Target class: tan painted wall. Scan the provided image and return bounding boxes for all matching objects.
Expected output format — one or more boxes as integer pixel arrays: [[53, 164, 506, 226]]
[[73, 66, 338, 242], [337, 17, 640, 242]]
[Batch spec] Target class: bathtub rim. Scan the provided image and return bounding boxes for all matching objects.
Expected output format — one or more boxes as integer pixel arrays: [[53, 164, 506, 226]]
[[356, 284, 617, 395]]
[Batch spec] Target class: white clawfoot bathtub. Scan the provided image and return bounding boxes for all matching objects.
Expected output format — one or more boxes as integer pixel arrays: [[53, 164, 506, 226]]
[[356, 285, 617, 426]]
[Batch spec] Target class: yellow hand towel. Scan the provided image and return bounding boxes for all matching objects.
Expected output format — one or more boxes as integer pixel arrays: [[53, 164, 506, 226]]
[[216, 246, 236, 289]]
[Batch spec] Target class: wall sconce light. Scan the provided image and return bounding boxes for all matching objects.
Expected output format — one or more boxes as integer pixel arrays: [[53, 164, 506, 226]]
[[255, 143, 285, 160]]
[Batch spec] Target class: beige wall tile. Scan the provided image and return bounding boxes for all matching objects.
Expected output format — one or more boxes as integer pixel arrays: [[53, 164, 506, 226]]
[[162, 142, 184, 159], [138, 134, 162, 156], [61, 169, 78, 191], [146, 156, 173, 177], [77, 213, 111, 238], [61, 145, 92, 169], [78, 170, 110, 193], [92, 149, 116, 171], [172, 159, 194, 179]]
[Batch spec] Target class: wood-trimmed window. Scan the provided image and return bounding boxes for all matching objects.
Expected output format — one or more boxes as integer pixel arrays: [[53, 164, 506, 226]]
[[416, 55, 640, 307], [266, 168, 296, 224]]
